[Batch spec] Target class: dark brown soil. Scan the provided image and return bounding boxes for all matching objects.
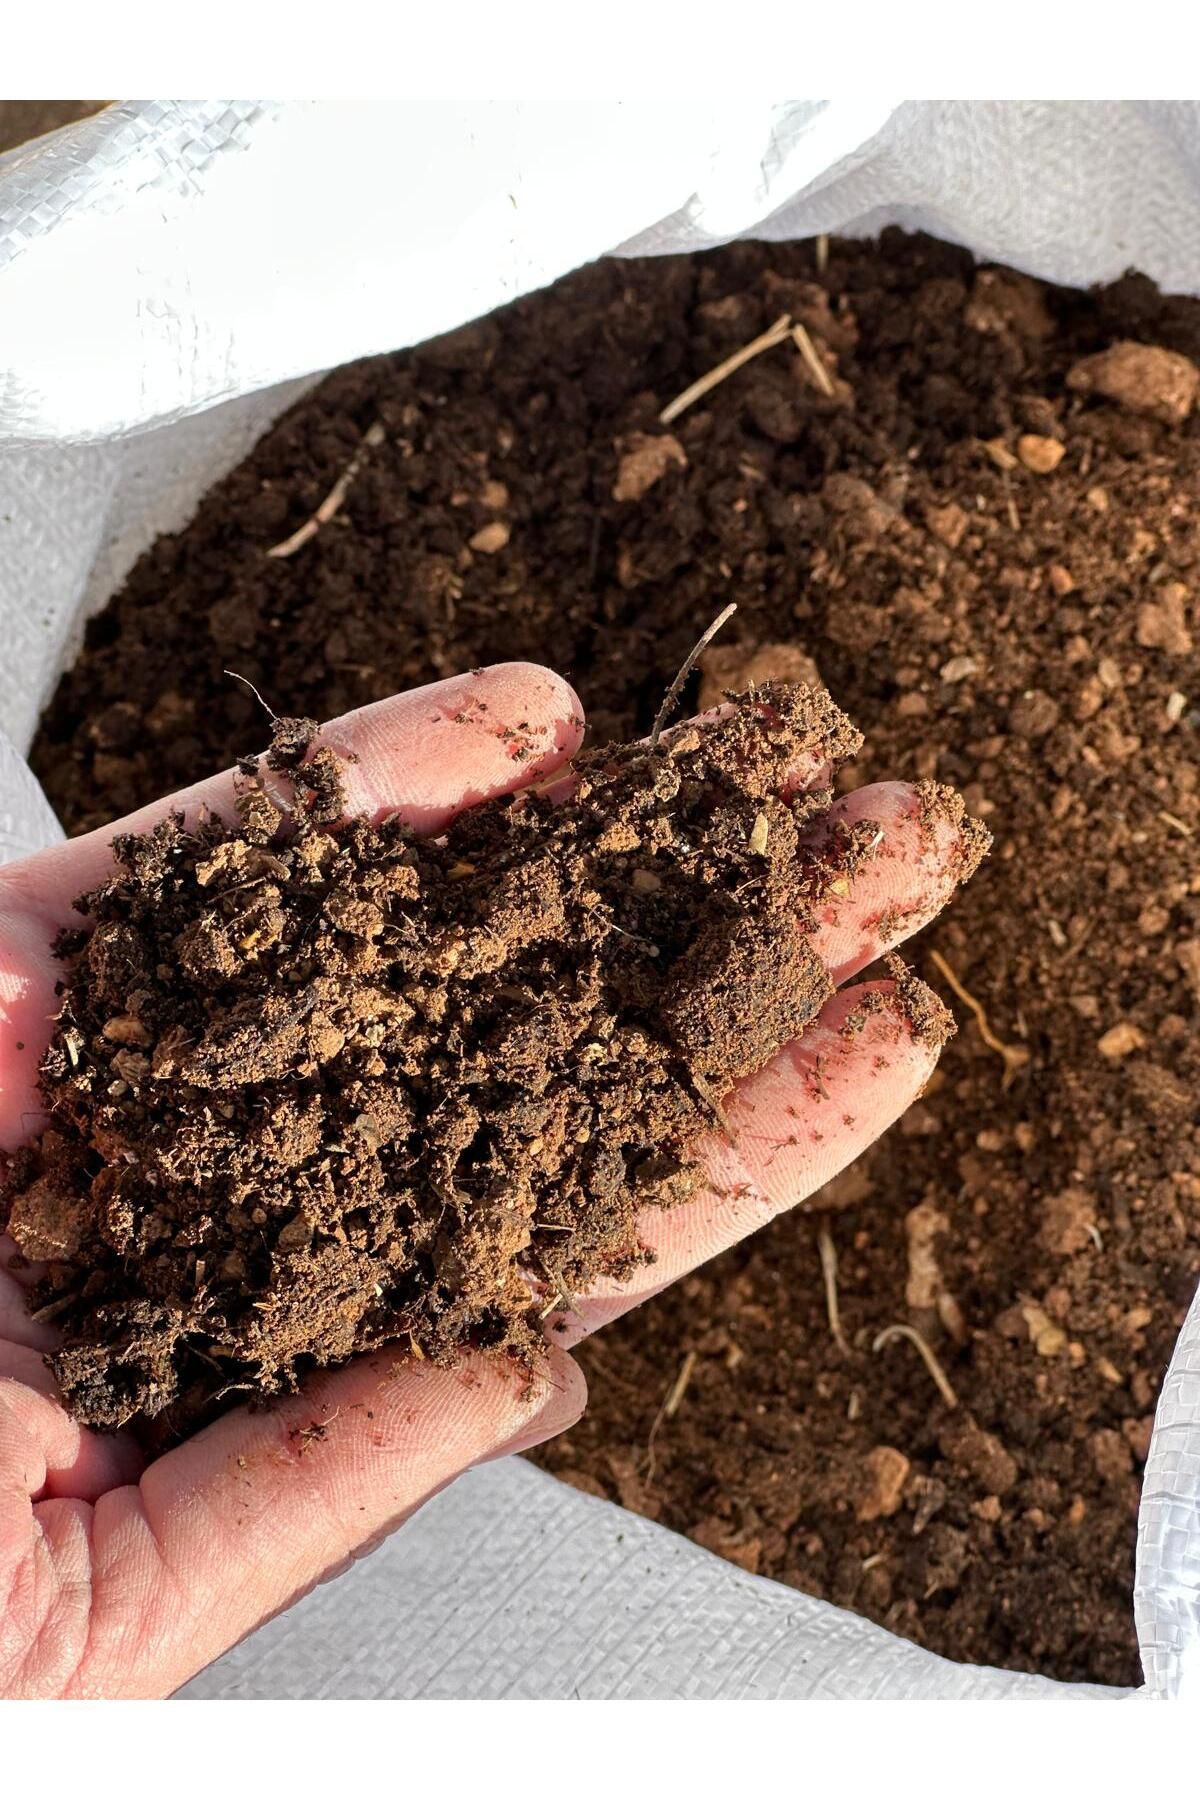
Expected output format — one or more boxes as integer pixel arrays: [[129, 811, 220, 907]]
[[6, 687, 942, 1439], [28, 229, 1200, 1687], [0, 101, 109, 156]]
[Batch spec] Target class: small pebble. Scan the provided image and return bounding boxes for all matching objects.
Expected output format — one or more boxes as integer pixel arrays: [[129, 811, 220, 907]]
[[1017, 434, 1065, 474], [469, 520, 511, 554], [1097, 1021, 1146, 1060], [1009, 688, 1060, 738]]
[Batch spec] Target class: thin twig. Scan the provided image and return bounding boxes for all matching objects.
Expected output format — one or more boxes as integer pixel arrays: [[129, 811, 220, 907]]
[[659, 314, 793, 426], [873, 1322, 959, 1410], [817, 1223, 850, 1354], [223, 669, 277, 719], [649, 603, 737, 751], [815, 233, 829, 274], [665, 1348, 698, 1419], [792, 322, 835, 397], [645, 1349, 698, 1478], [927, 948, 1030, 1089], [266, 420, 386, 558]]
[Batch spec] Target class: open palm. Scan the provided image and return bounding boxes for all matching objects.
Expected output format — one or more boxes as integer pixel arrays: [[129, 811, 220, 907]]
[[0, 663, 973, 1698]]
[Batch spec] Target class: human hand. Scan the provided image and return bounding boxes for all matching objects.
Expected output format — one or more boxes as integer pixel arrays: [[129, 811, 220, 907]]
[[0, 663, 976, 1697]]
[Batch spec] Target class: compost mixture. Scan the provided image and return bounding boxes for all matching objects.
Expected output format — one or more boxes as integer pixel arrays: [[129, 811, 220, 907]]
[[29, 230, 1200, 1686], [10, 687, 956, 1437]]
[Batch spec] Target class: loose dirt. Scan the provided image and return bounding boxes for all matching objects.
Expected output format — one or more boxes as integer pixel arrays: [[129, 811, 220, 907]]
[[8, 689, 964, 1444]]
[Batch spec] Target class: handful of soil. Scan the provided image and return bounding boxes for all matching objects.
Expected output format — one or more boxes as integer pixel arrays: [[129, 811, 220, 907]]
[[3, 684, 974, 1437]]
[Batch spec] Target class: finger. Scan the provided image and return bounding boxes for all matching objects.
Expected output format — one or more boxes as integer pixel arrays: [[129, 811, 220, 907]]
[[0, 1377, 143, 1504], [0, 664, 584, 1146], [0, 1340, 57, 1394], [78, 1347, 584, 1698], [0, 1252, 55, 1328], [4, 662, 584, 925], [804, 781, 988, 986], [559, 978, 943, 1341]]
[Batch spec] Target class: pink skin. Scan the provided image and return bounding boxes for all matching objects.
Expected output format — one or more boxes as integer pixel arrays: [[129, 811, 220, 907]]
[[0, 662, 973, 1698]]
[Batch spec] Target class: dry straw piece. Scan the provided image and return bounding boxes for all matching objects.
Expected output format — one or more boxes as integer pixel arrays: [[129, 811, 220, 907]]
[[267, 420, 386, 559], [659, 314, 794, 425], [873, 1323, 960, 1410]]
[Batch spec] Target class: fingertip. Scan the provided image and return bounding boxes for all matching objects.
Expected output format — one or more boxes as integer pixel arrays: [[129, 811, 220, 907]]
[[304, 661, 587, 832], [807, 780, 983, 984], [477, 1345, 587, 1460]]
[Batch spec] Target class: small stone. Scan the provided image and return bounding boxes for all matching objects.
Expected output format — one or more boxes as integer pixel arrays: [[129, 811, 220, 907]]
[[468, 520, 510, 555], [1048, 564, 1076, 596], [972, 1494, 1004, 1523], [611, 431, 687, 503], [1097, 1021, 1146, 1060], [940, 654, 978, 684], [982, 437, 1018, 471], [854, 1445, 911, 1521], [926, 501, 968, 547], [1067, 340, 1200, 426], [1073, 676, 1104, 722], [1017, 434, 1065, 474], [1136, 583, 1193, 656], [1091, 1428, 1134, 1483], [480, 479, 509, 509], [1009, 689, 1060, 738], [1020, 1301, 1067, 1357]]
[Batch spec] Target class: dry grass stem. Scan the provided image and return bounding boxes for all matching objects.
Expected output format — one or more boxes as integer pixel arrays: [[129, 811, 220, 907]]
[[927, 948, 1030, 1089], [659, 314, 793, 425], [665, 1348, 698, 1419], [267, 420, 386, 558], [817, 1222, 850, 1354], [872, 1322, 960, 1410], [649, 602, 737, 750], [791, 321, 835, 397], [645, 1349, 698, 1477]]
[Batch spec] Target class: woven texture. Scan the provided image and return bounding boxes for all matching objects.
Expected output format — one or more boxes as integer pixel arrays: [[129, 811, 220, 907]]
[[2, 99, 1198, 1700], [178, 1458, 1122, 1701]]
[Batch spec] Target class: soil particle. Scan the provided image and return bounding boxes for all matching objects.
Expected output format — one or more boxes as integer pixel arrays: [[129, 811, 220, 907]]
[[6, 689, 955, 1437], [1066, 340, 1200, 424], [27, 228, 1200, 1687]]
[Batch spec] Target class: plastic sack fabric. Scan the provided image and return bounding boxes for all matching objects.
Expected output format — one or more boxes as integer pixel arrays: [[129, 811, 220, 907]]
[[2, 98, 1198, 1701]]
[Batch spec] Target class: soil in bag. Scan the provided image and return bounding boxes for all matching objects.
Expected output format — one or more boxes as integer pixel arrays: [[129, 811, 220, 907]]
[[30, 230, 1200, 1687]]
